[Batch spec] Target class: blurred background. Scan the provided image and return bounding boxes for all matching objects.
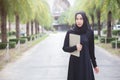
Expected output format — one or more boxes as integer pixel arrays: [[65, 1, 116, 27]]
[[0, 0, 120, 80]]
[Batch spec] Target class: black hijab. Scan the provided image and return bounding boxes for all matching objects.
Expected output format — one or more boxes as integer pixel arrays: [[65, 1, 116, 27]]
[[72, 11, 90, 35]]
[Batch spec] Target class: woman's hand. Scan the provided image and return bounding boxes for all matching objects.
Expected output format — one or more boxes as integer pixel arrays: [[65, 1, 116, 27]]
[[76, 44, 82, 52], [94, 67, 99, 74]]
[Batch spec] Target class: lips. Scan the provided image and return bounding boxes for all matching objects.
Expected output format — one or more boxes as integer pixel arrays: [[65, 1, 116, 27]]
[[78, 24, 82, 26]]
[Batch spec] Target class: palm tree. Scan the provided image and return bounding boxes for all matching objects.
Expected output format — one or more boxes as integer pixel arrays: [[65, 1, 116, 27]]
[[34, 0, 52, 29], [95, 0, 104, 36], [31, 21, 34, 35], [83, 0, 96, 30], [0, 0, 52, 43], [0, 8, 7, 43], [7, 0, 25, 38], [15, 13, 20, 38], [26, 22, 29, 36], [103, 0, 119, 38], [0, 0, 8, 43]]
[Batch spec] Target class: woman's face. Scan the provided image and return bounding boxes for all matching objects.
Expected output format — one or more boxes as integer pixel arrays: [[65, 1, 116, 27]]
[[75, 14, 84, 27]]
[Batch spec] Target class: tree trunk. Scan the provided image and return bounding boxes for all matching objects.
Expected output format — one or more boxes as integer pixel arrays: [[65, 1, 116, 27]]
[[38, 23, 40, 34], [91, 14, 94, 30], [107, 11, 112, 38], [97, 10, 101, 36], [8, 20, 11, 32], [15, 14, 20, 38], [26, 22, 29, 36], [31, 21, 33, 35], [35, 20, 37, 34], [1, 8, 7, 43]]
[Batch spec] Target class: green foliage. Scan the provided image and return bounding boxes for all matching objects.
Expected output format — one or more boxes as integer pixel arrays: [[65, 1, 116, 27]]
[[1, 0, 53, 27], [7, 31, 16, 36], [102, 29, 107, 34], [94, 35, 98, 40], [9, 39, 19, 44], [100, 36, 118, 43], [58, 12, 68, 24], [111, 40, 120, 48], [102, 0, 120, 19], [9, 38, 26, 44], [62, 0, 120, 27], [21, 36, 31, 41], [112, 30, 120, 35], [0, 42, 16, 49], [9, 42, 16, 48], [0, 43, 7, 49], [19, 38, 26, 44]]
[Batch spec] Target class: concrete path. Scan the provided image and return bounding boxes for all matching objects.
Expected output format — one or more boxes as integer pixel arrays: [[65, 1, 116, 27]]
[[0, 32, 120, 80]]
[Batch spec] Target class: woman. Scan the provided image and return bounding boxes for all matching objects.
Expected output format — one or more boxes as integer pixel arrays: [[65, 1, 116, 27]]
[[62, 11, 99, 80]]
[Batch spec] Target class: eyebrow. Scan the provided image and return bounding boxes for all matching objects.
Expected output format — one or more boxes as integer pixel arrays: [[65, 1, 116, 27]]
[[76, 17, 83, 19]]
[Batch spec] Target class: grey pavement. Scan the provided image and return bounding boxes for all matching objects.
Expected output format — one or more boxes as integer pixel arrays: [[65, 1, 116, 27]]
[[0, 32, 120, 80]]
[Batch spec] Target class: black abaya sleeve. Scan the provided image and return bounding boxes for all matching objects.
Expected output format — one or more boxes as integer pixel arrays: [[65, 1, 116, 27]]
[[89, 30, 97, 68], [63, 31, 77, 52]]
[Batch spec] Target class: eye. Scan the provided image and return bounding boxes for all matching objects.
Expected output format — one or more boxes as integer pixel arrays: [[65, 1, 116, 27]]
[[76, 18, 79, 20]]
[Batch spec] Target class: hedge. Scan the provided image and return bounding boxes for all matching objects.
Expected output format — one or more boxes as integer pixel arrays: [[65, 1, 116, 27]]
[[102, 29, 107, 34], [21, 34, 41, 41], [0, 42, 16, 49], [7, 31, 16, 36], [111, 41, 120, 48], [94, 35, 98, 39], [100, 37, 118, 43], [9, 38, 26, 44], [102, 29, 120, 36], [21, 36, 31, 41], [112, 30, 120, 35]]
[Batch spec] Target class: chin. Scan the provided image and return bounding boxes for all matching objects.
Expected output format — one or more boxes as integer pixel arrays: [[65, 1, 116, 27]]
[[78, 25, 82, 27]]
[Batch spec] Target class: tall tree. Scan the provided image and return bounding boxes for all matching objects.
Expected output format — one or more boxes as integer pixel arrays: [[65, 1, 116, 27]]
[[0, 6, 7, 42], [0, 0, 7, 42], [84, 0, 96, 30], [0, 0, 53, 42], [95, 0, 104, 36], [103, 0, 119, 38], [31, 21, 34, 35], [26, 22, 29, 36], [15, 13, 20, 38]]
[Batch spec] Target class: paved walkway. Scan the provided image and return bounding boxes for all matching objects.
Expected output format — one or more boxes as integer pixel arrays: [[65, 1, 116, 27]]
[[0, 32, 120, 80]]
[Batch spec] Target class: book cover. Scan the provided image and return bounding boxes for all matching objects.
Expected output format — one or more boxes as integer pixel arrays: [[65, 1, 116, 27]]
[[69, 33, 80, 57]]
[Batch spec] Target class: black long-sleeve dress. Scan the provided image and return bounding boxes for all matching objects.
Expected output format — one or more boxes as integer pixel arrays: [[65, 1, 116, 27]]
[[63, 27, 97, 80]]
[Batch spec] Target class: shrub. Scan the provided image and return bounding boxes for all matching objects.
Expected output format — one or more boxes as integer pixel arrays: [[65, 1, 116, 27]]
[[9, 39, 19, 43], [12, 31, 16, 35], [7, 32, 12, 36], [9, 38, 26, 44], [0, 43, 7, 49], [31, 35, 38, 40], [111, 41, 120, 48], [112, 30, 120, 36], [0, 42, 16, 49], [32, 36, 35, 40], [7, 31, 16, 36], [9, 42, 16, 48], [100, 37, 118, 43], [94, 35, 98, 39], [21, 36, 31, 41], [27, 36, 31, 41], [20, 38, 26, 44], [102, 29, 107, 34]]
